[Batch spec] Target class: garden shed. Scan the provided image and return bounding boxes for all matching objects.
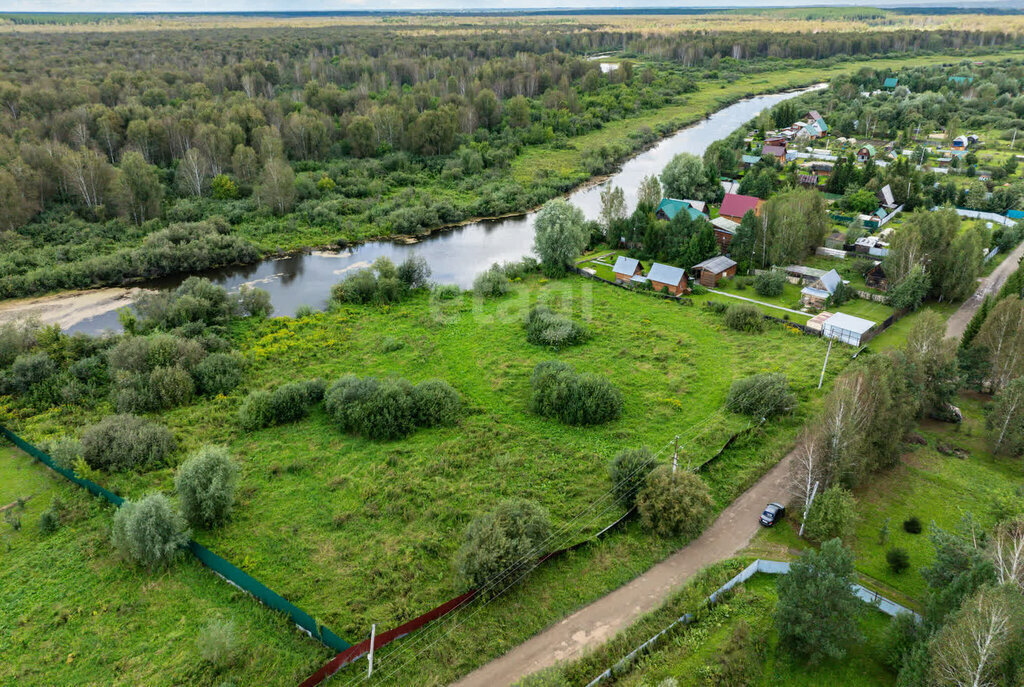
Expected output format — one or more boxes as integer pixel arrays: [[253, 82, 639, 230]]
[[612, 256, 643, 283], [646, 262, 689, 295], [692, 256, 738, 287]]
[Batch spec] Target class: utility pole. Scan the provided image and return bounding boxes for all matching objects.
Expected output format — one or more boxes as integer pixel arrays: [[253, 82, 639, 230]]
[[818, 337, 833, 390], [799, 481, 820, 538], [1013, 129, 1018, 148], [367, 623, 376, 678], [672, 434, 679, 473]]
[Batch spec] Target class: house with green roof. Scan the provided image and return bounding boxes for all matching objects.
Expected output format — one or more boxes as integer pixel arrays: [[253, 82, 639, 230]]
[[857, 144, 877, 163], [655, 198, 705, 222], [882, 77, 898, 89]]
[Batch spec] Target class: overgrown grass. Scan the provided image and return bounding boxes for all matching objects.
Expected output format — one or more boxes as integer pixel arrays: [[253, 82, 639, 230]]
[[6, 274, 847, 685], [0, 446, 327, 686]]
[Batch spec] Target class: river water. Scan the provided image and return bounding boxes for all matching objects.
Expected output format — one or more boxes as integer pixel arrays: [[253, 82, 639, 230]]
[[67, 84, 823, 335]]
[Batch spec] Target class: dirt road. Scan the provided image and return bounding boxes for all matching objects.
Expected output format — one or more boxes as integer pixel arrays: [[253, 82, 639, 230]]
[[945, 239, 1024, 339], [451, 453, 795, 687]]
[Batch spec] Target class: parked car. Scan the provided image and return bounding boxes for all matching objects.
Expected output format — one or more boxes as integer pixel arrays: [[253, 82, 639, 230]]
[[759, 502, 785, 527]]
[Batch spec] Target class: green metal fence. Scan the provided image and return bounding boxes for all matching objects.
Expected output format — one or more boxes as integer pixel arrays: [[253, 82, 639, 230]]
[[0, 424, 350, 653]]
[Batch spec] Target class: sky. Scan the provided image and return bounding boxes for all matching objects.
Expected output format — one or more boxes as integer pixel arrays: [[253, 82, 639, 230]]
[[3, 0, 1020, 13]]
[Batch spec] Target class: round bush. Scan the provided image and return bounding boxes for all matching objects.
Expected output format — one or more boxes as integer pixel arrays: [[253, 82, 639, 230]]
[[754, 269, 786, 297], [473, 265, 511, 299], [725, 373, 796, 419], [148, 366, 195, 409], [111, 493, 190, 569], [454, 498, 552, 592], [40, 436, 83, 471], [529, 361, 622, 426], [80, 414, 176, 472], [636, 466, 714, 538], [355, 377, 417, 440], [175, 445, 238, 528], [886, 547, 910, 574], [412, 380, 463, 427], [269, 382, 315, 425], [196, 618, 239, 669], [902, 516, 922, 534], [194, 352, 243, 396], [324, 375, 381, 431], [38, 508, 60, 534], [723, 304, 766, 333], [7, 352, 56, 393], [237, 390, 273, 430], [609, 447, 658, 509], [804, 486, 856, 543], [524, 306, 589, 349]]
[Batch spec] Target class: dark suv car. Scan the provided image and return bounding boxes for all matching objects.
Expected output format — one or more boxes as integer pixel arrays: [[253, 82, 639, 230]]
[[759, 503, 785, 527]]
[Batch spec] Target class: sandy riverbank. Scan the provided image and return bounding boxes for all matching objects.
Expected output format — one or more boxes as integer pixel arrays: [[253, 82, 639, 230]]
[[0, 287, 143, 331]]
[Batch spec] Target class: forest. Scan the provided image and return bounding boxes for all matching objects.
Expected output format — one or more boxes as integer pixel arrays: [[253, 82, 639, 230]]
[[0, 20, 1020, 300]]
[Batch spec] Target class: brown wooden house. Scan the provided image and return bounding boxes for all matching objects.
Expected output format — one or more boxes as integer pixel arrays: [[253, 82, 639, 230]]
[[692, 256, 738, 287]]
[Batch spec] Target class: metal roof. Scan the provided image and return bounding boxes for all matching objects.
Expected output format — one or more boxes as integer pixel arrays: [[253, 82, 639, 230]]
[[710, 216, 739, 234], [823, 312, 876, 335], [612, 256, 640, 275], [646, 262, 686, 285], [819, 269, 842, 294], [693, 256, 738, 274]]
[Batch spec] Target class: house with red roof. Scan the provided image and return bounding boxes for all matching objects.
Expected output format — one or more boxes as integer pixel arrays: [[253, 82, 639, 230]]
[[718, 193, 763, 223]]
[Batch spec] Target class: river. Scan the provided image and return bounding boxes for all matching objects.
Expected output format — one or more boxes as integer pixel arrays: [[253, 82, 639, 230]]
[[60, 84, 823, 335]]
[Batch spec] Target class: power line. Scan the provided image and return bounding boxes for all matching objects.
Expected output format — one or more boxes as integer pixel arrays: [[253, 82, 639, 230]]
[[347, 410, 731, 686]]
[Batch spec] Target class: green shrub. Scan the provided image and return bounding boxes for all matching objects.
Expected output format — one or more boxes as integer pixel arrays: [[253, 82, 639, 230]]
[[411, 380, 462, 428], [903, 516, 922, 534], [714, 620, 764, 687], [725, 373, 796, 419], [148, 365, 195, 409], [80, 414, 176, 472], [38, 507, 60, 534], [723, 304, 765, 333], [529, 361, 622, 426], [609, 447, 658, 509], [40, 436, 82, 470], [111, 493, 190, 569], [754, 269, 786, 297], [804, 486, 856, 542], [379, 336, 405, 353], [635, 466, 714, 538], [197, 618, 239, 669], [396, 256, 431, 289], [703, 300, 727, 314], [0, 319, 39, 368], [7, 352, 56, 393], [886, 547, 910, 574], [331, 256, 426, 305], [454, 498, 552, 592], [193, 352, 243, 396], [432, 284, 461, 301], [237, 379, 323, 430], [882, 612, 921, 671], [237, 285, 273, 318], [175, 446, 238, 529], [524, 306, 589, 349], [473, 265, 511, 298]]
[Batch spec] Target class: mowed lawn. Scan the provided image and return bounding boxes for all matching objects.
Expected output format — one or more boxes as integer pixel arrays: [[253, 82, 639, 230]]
[[10, 274, 845, 685], [0, 447, 327, 687]]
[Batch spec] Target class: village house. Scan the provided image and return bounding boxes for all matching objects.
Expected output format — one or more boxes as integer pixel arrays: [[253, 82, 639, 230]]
[[740, 153, 762, 169], [857, 144, 877, 163], [718, 193, 763, 223], [646, 262, 689, 295], [952, 135, 969, 151], [692, 256, 738, 287], [800, 268, 844, 309], [783, 264, 828, 285], [883, 77, 899, 89], [710, 216, 739, 252], [797, 173, 818, 188], [865, 263, 888, 291], [760, 143, 787, 164], [655, 198, 705, 222], [612, 255, 643, 283], [812, 161, 834, 177]]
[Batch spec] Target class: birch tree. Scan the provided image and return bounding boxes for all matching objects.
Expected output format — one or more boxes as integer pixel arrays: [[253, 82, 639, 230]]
[[636, 174, 661, 210], [991, 517, 1024, 591], [599, 184, 626, 233], [177, 148, 211, 197], [819, 372, 870, 487], [931, 586, 1013, 687], [789, 430, 824, 511], [60, 148, 114, 209], [987, 377, 1024, 456], [975, 297, 1024, 392]]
